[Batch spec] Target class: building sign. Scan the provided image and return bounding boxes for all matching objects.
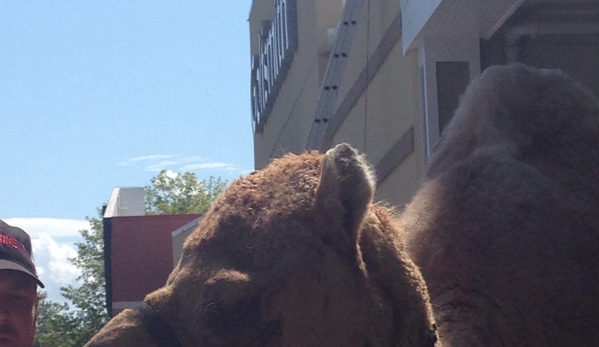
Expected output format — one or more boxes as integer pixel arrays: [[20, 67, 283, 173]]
[[251, 0, 299, 133]]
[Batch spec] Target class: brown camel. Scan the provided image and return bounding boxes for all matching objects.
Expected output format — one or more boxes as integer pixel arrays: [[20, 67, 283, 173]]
[[86, 144, 439, 347], [401, 64, 599, 346]]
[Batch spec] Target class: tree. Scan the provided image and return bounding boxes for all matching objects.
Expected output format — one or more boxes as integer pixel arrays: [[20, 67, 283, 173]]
[[145, 170, 228, 215], [35, 171, 228, 346], [35, 212, 109, 347], [35, 299, 76, 347]]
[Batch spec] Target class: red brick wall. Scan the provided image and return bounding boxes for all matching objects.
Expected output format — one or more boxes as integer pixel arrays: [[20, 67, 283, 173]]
[[110, 214, 201, 305]]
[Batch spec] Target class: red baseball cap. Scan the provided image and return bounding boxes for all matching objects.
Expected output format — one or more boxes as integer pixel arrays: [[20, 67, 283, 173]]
[[0, 219, 44, 288]]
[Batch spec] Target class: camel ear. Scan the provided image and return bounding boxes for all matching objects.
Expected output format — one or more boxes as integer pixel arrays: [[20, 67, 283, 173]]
[[314, 143, 375, 250]]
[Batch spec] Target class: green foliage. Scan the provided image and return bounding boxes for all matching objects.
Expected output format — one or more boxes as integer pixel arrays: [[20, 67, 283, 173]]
[[145, 170, 228, 215], [36, 299, 76, 347], [35, 212, 109, 347], [35, 172, 227, 347]]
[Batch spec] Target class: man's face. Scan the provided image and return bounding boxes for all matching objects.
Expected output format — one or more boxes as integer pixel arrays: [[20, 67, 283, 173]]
[[0, 270, 38, 347]]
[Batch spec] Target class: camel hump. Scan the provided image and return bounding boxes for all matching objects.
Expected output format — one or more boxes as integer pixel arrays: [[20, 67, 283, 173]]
[[426, 63, 599, 180], [314, 143, 375, 253], [474, 63, 598, 146]]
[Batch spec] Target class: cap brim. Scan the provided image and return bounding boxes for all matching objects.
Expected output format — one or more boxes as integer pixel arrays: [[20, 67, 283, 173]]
[[0, 259, 45, 288]]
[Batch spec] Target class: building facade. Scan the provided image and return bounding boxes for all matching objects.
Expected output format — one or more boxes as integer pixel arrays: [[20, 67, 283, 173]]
[[249, 0, 599, 207], [102, 187, 202, 317]]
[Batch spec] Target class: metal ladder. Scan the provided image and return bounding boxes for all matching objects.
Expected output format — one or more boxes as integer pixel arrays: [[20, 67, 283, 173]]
[[304, 0, 366, 151]]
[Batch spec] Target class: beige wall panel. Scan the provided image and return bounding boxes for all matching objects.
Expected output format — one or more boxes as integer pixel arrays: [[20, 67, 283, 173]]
[[387, 102, 426, 207], [333, 0, 401, 109], [364, 0, 400, 56], [375, 149, 423, 208], [270, 65, 321, 157], [364, 44, 419, 165], [254, 61, 320, 167], [328, 39, 421, 167], [328, 33, 425, 208], [331, 95, 367, 150], [378, 0, 400, 37]]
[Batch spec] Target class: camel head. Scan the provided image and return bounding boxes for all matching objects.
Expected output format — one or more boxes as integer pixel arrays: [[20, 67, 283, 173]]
[[86, 143, 438, 347]]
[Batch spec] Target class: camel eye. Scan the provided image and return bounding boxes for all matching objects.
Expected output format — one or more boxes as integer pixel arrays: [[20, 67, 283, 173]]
[[200, 292, 262, 334], [197, 275, 263, 335]]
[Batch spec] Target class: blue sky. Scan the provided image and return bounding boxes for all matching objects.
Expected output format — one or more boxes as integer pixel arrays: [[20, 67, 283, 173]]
[[1, 2, 254, 302]]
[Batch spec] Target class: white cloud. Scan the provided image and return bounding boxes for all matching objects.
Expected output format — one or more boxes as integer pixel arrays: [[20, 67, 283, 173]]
[[128, 154, 175, 163], [118, 154, 175, 167], [4, 218, 89, 238], [164, 170, 179, 179], [180, 162, 237, 171], [32, 234, 80, 287], [120, 154, 249, 175], [144, 161, 179, 172], [179, 155, 205, 164], [3, 218, 86, 302]]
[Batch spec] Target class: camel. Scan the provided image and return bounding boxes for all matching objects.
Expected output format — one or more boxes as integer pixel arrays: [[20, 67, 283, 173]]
[[86, 144, 439, 347], [401, 63, 599, 346]]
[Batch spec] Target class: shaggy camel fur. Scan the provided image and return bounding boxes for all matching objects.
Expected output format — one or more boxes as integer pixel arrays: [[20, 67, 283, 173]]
[[401, 63, 599, 346], [86, 144, 439, 347]]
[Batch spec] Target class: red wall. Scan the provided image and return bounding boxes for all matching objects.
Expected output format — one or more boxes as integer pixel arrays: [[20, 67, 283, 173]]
[[110, 214, 201, 305]]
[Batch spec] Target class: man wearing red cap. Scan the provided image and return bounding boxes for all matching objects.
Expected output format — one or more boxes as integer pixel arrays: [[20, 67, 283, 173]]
[[0, 220, 44, 347]]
